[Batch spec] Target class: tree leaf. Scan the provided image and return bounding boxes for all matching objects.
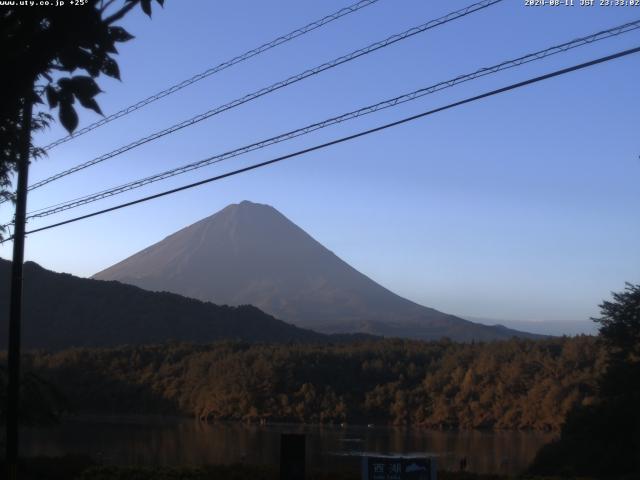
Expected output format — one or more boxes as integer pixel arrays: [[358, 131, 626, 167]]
[[101, 57, 121, 80], [57, 47, 90, 72], [141, 0, 152, 17], [45, 86, 59, 108], [57, 82, 76, 105], [109, 26, 135, 43], [77, 96, 103, 116], [70, 76, 102, 98], [105, 42, 118, 54], [57, 77, 72, 90], [86, 55, 101, 77], [156, 0, 164, 6], [59, 102, 79, 133]]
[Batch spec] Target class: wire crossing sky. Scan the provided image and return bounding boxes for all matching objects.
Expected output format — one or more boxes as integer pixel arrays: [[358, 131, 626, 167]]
[[12, 45, 640, 240], [40, 0, 382, 152], [4, 0, 639, 329], [22, 19, 640, 221], [26, 0, 504, 193]]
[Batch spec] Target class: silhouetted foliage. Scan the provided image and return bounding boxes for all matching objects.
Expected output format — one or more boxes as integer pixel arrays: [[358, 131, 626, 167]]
[[529, 284, 640, 478], [19, 336, 605, 431], [0, 0, 163, 213], [595, 283, 640, 369]]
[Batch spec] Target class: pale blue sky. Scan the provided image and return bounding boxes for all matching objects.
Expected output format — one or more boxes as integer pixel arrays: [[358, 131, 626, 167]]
[[2, 0, 639, 327]]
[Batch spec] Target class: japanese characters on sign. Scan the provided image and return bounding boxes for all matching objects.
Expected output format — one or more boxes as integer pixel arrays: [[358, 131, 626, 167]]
[[362, 456, 436, 480]]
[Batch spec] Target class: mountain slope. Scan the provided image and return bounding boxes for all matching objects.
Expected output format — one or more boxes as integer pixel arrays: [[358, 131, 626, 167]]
[[0, 259, 328, 350], [94, 201, 538, 341]]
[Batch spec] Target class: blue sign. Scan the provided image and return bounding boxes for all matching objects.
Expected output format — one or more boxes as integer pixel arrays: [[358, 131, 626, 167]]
[[362, 456, 436, 480]]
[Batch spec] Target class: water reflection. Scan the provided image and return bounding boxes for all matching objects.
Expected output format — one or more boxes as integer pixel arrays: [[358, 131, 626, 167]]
[[20, 416, 554, 475]]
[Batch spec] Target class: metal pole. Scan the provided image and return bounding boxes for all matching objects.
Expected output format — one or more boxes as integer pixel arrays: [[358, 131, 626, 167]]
[[6, 95, 33, 480]]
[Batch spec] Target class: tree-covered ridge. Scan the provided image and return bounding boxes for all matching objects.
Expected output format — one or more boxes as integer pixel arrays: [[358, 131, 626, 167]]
[[0, 259, 330, 349], [24, 336, 604, 431]]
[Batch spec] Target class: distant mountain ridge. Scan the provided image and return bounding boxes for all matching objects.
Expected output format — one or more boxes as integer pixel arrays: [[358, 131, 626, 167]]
[[0, 259, 337, 350], [465, 316, 597, 336], [94, 201, 539, 341]]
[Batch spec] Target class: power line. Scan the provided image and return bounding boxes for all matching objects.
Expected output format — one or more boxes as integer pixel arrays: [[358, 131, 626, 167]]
[[24, 0, 504, 193], [24, 19, 640, 220], [30, 0, 502, 191], [6, 45, 637, 242], [41, 0, 382, 151]]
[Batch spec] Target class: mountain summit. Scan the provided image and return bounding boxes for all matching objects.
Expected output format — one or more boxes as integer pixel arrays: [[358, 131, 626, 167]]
[[94, 201, 536, 341]]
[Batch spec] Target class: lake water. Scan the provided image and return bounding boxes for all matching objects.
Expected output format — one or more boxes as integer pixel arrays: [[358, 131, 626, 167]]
[[20, 416, 554, 475]]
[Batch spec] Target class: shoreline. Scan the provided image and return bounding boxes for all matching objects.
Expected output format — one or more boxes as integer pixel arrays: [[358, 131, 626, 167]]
[[52, 413, 562, 435]]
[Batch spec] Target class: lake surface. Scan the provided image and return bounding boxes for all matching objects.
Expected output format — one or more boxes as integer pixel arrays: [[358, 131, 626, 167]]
[[20, 416, 554, 475]]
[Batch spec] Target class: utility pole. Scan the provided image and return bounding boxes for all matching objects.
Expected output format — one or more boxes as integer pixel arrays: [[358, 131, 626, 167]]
[[6, 94, 33, 480]]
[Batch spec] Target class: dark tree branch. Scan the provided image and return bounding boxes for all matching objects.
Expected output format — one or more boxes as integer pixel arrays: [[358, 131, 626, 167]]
[[100, 0, 118, 14], [104, 0, 139, 25]]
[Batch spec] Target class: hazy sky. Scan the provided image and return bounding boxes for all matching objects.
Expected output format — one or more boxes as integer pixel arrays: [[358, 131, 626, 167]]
[[1, 0, 638, 325]]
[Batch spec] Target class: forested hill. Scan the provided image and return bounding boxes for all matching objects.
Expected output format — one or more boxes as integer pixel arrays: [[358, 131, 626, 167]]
[[0, 259, 332, 349], [25, 336, 605, 431]]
